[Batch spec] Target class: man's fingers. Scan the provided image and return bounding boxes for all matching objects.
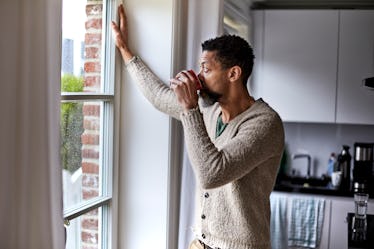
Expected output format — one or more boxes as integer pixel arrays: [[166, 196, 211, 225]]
[[169, 78, 182, 88], [111, 21, 119, 32], [170, 78, 193, 96], [170, 77, 198, 110], [111, 22, 121, 41], [119, 4, 127, 34]]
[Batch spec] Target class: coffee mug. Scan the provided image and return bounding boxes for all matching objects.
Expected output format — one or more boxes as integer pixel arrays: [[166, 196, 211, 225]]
[[331, 171, 342, 187], [188, 70, 202, 90]]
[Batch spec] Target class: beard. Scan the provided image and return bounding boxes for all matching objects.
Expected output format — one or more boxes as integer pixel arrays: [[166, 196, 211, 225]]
[[199, 88, 222, 107]]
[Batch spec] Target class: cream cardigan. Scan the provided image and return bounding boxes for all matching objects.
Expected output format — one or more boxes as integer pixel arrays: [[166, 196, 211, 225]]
[[126, 57, 285, 249]]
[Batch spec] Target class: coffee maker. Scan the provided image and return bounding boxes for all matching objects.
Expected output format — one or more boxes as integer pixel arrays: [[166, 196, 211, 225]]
[[353, 143, 374, 194]]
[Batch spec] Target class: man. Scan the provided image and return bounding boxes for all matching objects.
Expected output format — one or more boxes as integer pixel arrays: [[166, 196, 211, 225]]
[[112, 4, 284, 249]]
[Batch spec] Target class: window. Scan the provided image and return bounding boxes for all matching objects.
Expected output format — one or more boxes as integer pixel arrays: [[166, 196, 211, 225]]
[[61, 0, 116, 248], [223, 0, 250, 38]]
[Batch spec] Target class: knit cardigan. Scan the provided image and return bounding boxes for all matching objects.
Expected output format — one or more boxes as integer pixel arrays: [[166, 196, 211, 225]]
[[126, 56, 285, 249]]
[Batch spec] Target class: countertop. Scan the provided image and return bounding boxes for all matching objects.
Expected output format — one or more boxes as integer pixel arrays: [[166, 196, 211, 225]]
[[273, 182, 355, 197], [273, 175, 374, 198]]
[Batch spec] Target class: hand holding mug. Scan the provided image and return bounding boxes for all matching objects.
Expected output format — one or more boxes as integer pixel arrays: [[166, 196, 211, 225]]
[[169, 70, 202, 112]]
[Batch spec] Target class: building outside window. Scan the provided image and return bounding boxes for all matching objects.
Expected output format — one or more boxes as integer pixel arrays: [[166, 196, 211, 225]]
[[61, 0, 116, 248]]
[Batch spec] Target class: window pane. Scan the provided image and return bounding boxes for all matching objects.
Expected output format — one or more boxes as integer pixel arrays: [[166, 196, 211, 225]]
[[65, 207, 102, 249], [62, 0, 104, 93], [61, 0, 111, 247], [62, 101, 103, 210]]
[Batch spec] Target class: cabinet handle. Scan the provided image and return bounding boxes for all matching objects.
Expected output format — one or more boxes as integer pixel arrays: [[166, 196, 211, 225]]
[[362, 77, 374, 90]]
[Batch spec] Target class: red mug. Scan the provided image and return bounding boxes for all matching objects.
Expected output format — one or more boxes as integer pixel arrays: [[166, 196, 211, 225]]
[[188, 70, 203, 90]]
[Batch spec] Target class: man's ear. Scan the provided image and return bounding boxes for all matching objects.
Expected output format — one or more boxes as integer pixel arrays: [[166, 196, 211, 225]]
[[228, 66, 242, 82]]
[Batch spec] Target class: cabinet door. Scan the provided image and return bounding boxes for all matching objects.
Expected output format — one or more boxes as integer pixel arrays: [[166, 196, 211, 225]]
[[336, 10, 374, 124], [320, 199, 332, 249], [255, 10, 339, 122], [329, 198, 353, 249]]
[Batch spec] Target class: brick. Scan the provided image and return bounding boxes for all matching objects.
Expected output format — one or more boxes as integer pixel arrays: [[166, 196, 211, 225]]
[[86, 208, 98, 216], [86, 18, 102, 30], [85, 47, 101, 60], [85, 33, 102, 45], [82, 175, 99, 188], [82, 148, 99, 159], [81, 231, 98, 244], [86, 4, 103, 16], [82, 189, 99, 199], [82, 104, 100, 116], [84, 76, 101, 91], [82, 162, 99, 174], [81, 133, 100, 145], [83, 118, 100, 130], [84, 61, 101, 73], [81, 218, 98, 230], [82, 245, 98, 249]]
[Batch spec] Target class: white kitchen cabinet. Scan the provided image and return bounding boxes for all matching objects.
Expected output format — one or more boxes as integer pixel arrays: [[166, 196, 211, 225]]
[[320, 199, 332, 249], [329, 197, 353, 249], [251, 10, 374, 124], [252, 10, 339, 123], [336, 10, 374, 125]]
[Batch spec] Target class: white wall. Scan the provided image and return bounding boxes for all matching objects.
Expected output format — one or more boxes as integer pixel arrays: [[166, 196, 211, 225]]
[[117, 0, 173, 248]]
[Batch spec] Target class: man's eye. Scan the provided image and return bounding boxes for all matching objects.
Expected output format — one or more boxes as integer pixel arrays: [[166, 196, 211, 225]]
[[199, 65, 209, 73]]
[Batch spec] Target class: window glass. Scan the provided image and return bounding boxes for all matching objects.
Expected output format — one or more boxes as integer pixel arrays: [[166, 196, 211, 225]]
[[62, 0, 104, 93], [61, 101, 103, 210], [65, 208, 102, 249], [61, 0, 112, 248]]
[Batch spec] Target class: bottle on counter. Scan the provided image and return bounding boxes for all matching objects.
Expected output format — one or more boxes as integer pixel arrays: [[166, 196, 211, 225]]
[[337, 145, 352, 191], [327, 152, 337, 177]]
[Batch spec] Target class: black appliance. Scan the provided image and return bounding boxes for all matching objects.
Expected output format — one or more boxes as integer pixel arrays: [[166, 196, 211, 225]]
[[347, 213, 374, 249], [353, 143, 374, 194]]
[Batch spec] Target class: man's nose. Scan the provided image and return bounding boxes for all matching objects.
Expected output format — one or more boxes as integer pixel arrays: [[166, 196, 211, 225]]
[[197, 70, 203, 79], [197, 68, 203, 76]]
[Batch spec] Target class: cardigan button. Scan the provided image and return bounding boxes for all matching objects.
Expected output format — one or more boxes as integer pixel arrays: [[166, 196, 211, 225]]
[[204, 192, 209, 198], [202, 233, 206, 239], [201, 214, 206, 219]]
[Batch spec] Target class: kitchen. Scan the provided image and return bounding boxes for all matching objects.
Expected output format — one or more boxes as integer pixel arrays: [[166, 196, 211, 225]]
[[232, 0, 374, 248]]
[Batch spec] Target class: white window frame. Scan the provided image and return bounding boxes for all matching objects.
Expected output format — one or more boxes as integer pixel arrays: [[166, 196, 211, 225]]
[[61, 0, 120, 248]]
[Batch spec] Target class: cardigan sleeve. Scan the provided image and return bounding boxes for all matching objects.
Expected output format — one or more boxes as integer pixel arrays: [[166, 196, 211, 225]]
[[181, 104, 285, 189], [126, 56, 183, 120]]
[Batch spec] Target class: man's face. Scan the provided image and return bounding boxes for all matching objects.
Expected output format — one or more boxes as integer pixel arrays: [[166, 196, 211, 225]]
[[198, 50, 229, 103]]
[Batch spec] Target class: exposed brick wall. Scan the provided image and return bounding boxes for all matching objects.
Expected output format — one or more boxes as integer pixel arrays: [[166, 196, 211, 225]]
[[84, 0, 103, 93], [81, 209, 100, 249], [82, 1, 103, 248]]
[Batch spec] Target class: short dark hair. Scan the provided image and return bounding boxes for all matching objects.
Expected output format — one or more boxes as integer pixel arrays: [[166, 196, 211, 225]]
[[201, 34, 255, 85]]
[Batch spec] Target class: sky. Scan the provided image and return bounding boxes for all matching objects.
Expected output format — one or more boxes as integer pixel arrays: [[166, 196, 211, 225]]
[[61, 0, 86, 75], [62, 0, 86, 41]]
